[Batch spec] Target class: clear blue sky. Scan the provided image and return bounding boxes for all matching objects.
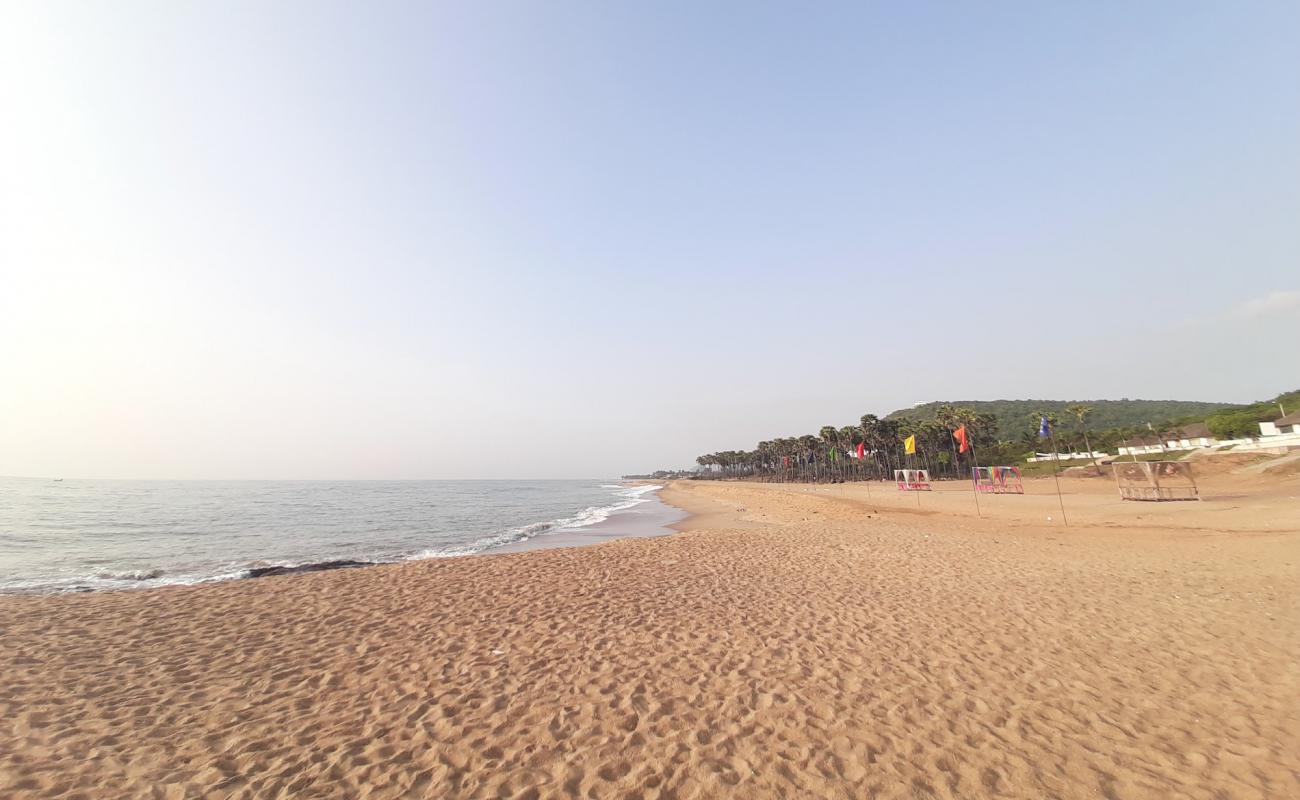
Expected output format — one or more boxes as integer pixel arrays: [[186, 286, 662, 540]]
[[2, 2, 1297, 478]]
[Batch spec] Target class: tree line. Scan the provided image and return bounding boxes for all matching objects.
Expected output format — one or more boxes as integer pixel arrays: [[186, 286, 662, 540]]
[[887, 398, 1239, 440], [690, 390, 1298, 483], [1204, 389, 1299, 438], [694, 404, 1012, 483]]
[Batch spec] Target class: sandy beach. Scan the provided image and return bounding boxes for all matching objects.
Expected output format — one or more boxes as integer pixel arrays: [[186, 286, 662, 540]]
[[3, 468, 1298, 799]]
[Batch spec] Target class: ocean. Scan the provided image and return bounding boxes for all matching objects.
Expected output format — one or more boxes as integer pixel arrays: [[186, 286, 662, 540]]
[[0, 478, 680, 593]]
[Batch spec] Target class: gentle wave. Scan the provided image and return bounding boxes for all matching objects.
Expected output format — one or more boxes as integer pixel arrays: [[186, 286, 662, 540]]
[[0, 567, 249, 594], [0, 482, 665, 594], [406, 484, 663, 559], [95, 568, 165, 582]]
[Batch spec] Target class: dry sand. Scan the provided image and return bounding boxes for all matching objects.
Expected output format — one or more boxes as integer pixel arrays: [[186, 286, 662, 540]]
[[2, 468, 1298, 799]]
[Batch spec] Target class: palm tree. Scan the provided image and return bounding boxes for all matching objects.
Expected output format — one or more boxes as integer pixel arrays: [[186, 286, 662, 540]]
[[917, 418, 948, 476], [859, 415, 884, 479], [819, 425, 843, 482], [776, 437, 800, 480], [695, 454, 717, 478], [935, 403, 976, 478], [902, 419, 924, 472], [798, 434, 819, 483], [870, 416, 901, 479], [840, 425, 863, 481], [1064, 404, 1101, 475]]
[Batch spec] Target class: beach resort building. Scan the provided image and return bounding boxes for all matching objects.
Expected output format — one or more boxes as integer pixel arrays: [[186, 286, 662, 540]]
[[1116, 436, 1168, 457], [1025, 451, 1109, 463], [1116, 424, 1220, 456], [1165, 423, 1217, 450], [1259, 412, 1300, 437]]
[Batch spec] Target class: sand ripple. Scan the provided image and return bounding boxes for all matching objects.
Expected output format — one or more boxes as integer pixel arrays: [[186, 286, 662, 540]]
[[1, 480, 1297, 798]]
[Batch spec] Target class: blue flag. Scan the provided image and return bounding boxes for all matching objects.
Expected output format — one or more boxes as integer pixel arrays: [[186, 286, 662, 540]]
[[1038, 416, 1051, 438]]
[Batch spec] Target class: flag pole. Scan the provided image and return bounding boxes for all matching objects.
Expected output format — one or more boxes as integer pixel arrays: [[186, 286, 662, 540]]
[[1046, 428, 1069, 527], [903, 435, 921, 508], [914, 443, 922, 508], [967, 436, 983, 519], [916, 447, 922, 508], [860, 444, 873, 501]]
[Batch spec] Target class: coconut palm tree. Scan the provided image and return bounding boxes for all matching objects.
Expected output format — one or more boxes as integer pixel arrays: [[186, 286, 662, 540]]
[[859, 415, 884, 479], [933, 403, 969, 478], [818, 426, 840, 482], [918, 418, 950, 476], [1064, 404, 1101, 474], [839, 425, 863, 480], [798, 434, 819, 482], [866, 416, 902, 479], [774, 437, 798, 480]]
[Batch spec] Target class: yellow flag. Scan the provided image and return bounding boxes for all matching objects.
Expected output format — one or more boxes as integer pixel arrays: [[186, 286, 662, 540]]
[[904, 434, 917, 455]]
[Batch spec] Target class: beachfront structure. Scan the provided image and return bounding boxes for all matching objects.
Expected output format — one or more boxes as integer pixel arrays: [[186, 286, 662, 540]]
[[1165, 423, 1217, 450], [1247, 412, 1300, 452], [1117, 425, 1219, 456], [1259, 412, 1300, 437], [1116, 436, 1166, 457], [1026, 451, 1109, 463]]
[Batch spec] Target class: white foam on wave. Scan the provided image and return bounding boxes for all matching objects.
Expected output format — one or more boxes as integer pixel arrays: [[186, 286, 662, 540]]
[[95, 568, 165, 582], [1, 483, 668, 593], [407, 483, 664, 560], [2, 565, 248, 594]]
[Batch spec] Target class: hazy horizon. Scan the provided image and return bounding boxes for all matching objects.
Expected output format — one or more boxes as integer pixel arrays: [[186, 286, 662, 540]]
[[0, 388, 1281, 481], [3, 2, 1298, 480]]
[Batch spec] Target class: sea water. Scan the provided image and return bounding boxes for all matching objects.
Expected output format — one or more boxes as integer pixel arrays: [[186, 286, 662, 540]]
[[0, 479, 678, 593]]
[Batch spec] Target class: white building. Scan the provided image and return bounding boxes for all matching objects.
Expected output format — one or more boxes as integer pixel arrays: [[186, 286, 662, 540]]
[[1165, 423, 1217, 450], [1116, 436, 1166, 457], [1026, 451, 1109, 463], [1116, 424, 1219, 456], [1259, 412, 1300, 437]]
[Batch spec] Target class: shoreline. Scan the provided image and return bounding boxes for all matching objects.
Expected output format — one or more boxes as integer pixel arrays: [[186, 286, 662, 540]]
[[2, 477, 1297, 798], [1, 482, 686, 596], [487, 485, 685, 555]]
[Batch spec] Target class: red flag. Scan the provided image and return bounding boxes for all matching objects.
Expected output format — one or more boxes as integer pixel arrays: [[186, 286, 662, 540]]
[[856, 442, 865, 459], [782, 456, 789, 467], [953, 425, 969, 454]]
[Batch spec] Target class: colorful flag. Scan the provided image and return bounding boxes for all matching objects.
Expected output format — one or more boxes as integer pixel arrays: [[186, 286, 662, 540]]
[[904, 434, 917, 455], [782, 456, 789, 467], [1038, 417, 1051, 439], [856, 442, 865, 459], [830, 448, 839, 462], [953, 425, 969, 453]]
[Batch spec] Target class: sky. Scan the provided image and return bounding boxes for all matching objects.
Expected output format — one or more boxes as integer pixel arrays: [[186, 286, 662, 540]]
[[2, 1, 1298, 480]]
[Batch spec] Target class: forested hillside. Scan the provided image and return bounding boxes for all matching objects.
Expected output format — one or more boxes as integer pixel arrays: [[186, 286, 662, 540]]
[[680, 391, 1294, 484], [887, 399, 1240, 441]]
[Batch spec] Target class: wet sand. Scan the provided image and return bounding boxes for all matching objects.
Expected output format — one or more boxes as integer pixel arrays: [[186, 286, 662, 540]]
[[1, 472, 1297, 799], [491, 490, 685, 554]]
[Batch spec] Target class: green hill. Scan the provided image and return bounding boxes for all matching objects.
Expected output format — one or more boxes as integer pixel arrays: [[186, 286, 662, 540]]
[[886, 398, 1242, 441]]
